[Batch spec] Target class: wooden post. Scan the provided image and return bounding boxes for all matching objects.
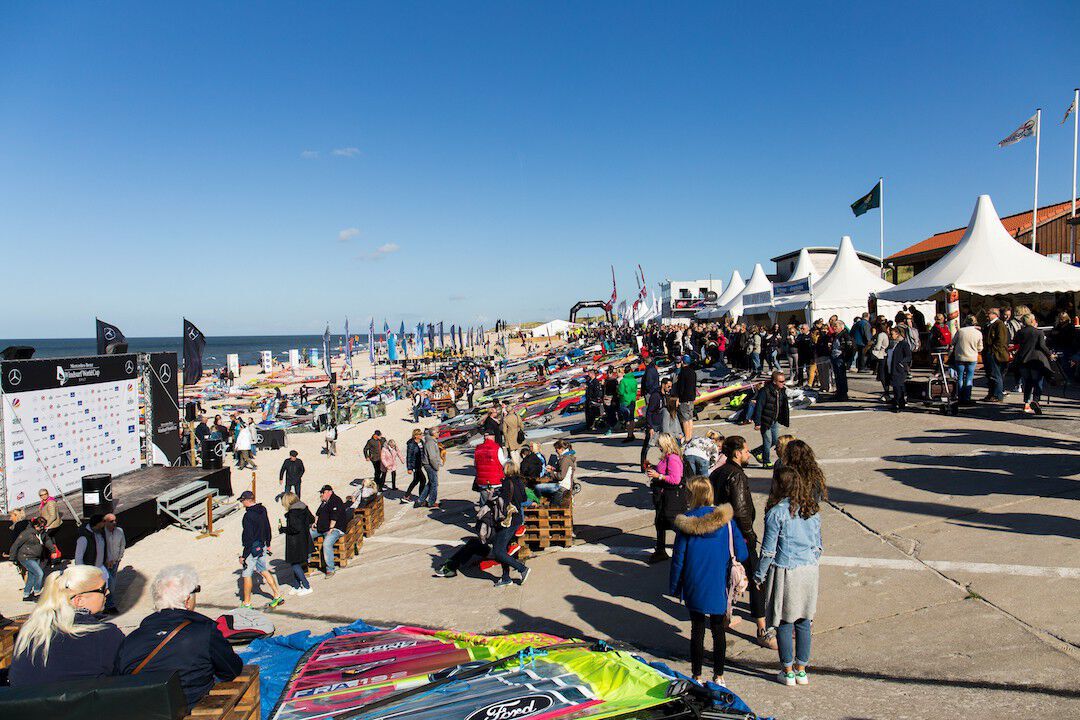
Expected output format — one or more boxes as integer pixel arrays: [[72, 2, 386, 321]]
[[196, 495, 221, 539], [251, 472, 257, 502], [187, 420, 197, 466]]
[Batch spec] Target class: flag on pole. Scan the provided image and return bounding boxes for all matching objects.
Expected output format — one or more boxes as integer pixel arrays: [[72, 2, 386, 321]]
[[383, 319, 390, 341], [449, 324, 457, 350], [322, 324, 332, 377], [345, 318, 353, 367], [438, 322, 445, 348], [369, 318, 376, 363], [1063, 97, 1076, 125], [427, 323, 435, 350], [998, 112, 1038, 147], [850, 180, 882, 217], [603, 266, 617, 312], [182, 318, 206, 386], [457, 325, 464, 349], [417, 322, 425, 355], [95, 318, 127, 354]]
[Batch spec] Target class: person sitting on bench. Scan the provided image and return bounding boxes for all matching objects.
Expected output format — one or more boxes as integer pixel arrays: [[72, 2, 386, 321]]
[[533, 440, 576, 504], [115, 565, 242, 710], [310, 485, 347, 577]]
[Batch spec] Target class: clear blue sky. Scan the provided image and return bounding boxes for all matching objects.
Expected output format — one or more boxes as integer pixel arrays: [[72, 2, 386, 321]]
[[2, 2, 1078, 337]]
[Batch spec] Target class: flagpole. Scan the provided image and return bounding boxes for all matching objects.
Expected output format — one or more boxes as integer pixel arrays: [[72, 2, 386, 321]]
[[878, 177, 885, 277], [1072, 89, 1078, 263], [1032, 108, 1041, 251]]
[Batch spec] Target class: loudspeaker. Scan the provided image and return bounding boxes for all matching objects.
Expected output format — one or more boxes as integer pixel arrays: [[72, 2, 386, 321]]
[[1, 346, 35, 360], [185, 401, 198, 422], [104, 341, 129, 355], [81, 473, 114, 519]]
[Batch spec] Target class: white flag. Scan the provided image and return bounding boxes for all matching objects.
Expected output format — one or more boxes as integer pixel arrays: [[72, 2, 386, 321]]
[[998, 112, 1038, 147], [1063, 98, 1076, 125]]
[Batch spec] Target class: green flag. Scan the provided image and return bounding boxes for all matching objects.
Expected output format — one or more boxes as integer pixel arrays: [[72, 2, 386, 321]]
[[851, 181, 881, 217]]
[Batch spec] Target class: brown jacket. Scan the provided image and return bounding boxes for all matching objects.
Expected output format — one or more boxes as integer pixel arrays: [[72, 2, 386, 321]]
[[40, 499, 62, 531], [501, 412, 525, 451], [984, 319, 1010, 363]]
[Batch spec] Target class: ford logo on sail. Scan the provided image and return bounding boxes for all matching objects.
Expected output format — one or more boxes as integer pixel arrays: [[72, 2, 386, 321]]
[[465, 694, 554, 720]]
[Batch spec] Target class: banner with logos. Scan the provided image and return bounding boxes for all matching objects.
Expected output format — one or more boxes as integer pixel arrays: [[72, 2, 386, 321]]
[[147, 352, 181, 466], [1, 355, 141, 509]]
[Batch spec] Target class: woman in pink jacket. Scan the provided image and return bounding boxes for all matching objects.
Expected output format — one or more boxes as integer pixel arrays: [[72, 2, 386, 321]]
[[645, 433, 689, 564], [380, 439, 406, 492]]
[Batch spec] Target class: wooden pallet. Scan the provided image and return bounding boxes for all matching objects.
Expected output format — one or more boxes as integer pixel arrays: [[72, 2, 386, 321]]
[[183, 665, 260, 720], [308, 515, 364, 574], [355, 494, 385, 537], [0, 615, 27, 670], [522, 495, 573, 550]]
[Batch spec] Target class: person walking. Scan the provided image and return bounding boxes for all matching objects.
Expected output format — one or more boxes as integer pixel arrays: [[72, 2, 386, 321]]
[[501, 408, 525, 459], [238, 491, 283, 609], [754, 467, 823, 687], [669, 476, 748, 687], [364, 431, 387, 490], [641, 376, 671, 468], [417, 428, 443, 509], [278, 450, 305, 500], [952, 316, 983, 405], [618, 364, 640, 443], [1013, 313, 1054, 415], [9, 517, 55, 601], [380, 438, 406, 491], [234, 417, 257, 470], [829, 320, 852, 401], [851, 313, 872, 372], [324, 422, 338, 457], [404, 428, 427, 503], [982, 308, 1009, 402], [871, 319, 891, 401], [886, 326, 912, 412], [710, 436, 775, 650], [278, 492, 314, 596], [753, 371, 790, 468], [645, 433, 689, 564]]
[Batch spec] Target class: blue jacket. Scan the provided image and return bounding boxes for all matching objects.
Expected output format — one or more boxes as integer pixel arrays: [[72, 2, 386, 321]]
[[115, 608, 242, 710], [754, 498, 822, 583], [9, 612, 124, 687], [406, 438, 423, 472], [669, 504, 748, 615]]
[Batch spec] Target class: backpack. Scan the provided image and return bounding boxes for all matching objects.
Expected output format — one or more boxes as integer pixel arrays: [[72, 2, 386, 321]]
[[726, 523, 749, 615], [904, 325, 921, 352], [839, 332, 856, 362]]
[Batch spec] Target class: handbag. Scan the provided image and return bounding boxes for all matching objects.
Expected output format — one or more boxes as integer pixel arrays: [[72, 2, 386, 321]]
[[131, 620, 191, 675], [726, 523, 748, 616]]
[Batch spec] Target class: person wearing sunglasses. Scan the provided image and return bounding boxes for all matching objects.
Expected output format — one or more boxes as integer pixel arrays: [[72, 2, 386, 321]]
[[9, 564, 123, 686]]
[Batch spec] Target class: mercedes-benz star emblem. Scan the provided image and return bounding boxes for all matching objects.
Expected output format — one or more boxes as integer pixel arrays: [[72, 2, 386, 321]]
[[125, 360, 134, 374], [159, 364, 171, 383], [7, 369, 21, 386]]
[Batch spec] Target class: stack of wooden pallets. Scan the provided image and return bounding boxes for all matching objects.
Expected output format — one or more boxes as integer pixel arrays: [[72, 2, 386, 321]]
[[183, 666, 260, 720], [522, 495, 573, 550]]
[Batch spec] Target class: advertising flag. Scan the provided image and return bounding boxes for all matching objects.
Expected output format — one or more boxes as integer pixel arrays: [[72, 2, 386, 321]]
[[427, 323, 434, 350], [998, 112, 1038, 147], [438, 322, 445, 348], [458, 325, 464, 349], [182, 318, 206, 386], [322, 324, 332, 377], [345, 318, 353, 367], [850, 180, 882, 217], [1063, 97, 1076, 125], [95, 318, 127, 355], [369, 318, 376, 363]]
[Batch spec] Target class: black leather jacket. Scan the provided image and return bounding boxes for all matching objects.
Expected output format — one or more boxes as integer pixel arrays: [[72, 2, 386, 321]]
[[709, 460, 756, 548]]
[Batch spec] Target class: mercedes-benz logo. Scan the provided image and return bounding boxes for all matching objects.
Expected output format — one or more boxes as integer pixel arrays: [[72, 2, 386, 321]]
[[7, 369, 21, 386], [125, 360, 134, 374], [255, 433, 264, 445], [102, 483, 114, 502], [159, 364, 171, 383], [214, 442, 225, 457], [104, 328, 116, 340]]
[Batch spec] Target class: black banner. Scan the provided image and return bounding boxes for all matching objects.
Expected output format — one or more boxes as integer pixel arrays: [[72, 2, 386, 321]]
[[1, 354, 139, 394], [96, 318, 128, 354], [147, 352, 181, 465], [182, 318, 206, 386]]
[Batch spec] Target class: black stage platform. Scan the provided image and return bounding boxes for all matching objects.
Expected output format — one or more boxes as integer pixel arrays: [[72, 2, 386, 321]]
[[1, 466, 232, 553]]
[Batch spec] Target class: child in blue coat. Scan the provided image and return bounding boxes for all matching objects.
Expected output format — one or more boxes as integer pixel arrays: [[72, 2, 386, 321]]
[[669, 475, 748, 687]]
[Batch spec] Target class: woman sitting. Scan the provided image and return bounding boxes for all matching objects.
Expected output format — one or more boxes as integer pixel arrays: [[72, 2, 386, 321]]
[[669, 476, 747, 687], [9, 564, 124, 686]]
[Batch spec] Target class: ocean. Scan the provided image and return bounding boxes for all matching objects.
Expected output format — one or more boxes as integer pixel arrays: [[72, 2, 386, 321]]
[[0, 335, 373, 366]]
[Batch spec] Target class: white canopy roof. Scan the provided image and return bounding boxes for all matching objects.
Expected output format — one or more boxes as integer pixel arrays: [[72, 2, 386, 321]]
[[787, 247, 819, 283], [697, 270, 744, 319], [772, 248, 819, 313], [739, 263, 774, 316], [814, 235, 890, 305], [878, 194, 1080, 302], [529, 319, 581, 337]]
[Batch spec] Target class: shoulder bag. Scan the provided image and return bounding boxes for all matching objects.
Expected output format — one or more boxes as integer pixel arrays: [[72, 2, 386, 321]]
[[726, 523, 748, 617]]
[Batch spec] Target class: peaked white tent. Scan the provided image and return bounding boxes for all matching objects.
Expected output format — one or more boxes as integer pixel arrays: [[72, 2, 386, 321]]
[[697, 270, 744, 320], [739, 263, 775, 318], [771, 248, 818, 318], [809, 236, 932, 323], [878, 194, 1080, 302], [787, 247, 819, 283], [529, 319, 581, 337]]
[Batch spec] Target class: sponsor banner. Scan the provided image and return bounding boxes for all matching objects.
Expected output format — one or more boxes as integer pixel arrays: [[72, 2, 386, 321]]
[[743, 290, 773, 306], [773, 277, 811, 297], [1, 355, 140, 509], [148, 352, 181, 466]]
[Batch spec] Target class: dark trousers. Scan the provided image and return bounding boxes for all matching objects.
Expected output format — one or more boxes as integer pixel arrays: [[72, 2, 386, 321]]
[[892, 377, 907, 408], [742, 543, 767, 619], [584, 403, 601, 430], [492, 524, 526, 578], [604, 401, 618, 428], [372, 460, 386, 489], [689, 610, 727, 677], [831, 356, 848, 397], [406, 468, 426, 496], [985, 355, 1004, 399]]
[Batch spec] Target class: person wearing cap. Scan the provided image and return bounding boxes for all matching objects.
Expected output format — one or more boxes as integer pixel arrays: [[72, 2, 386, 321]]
[[675, 354, 698, 440], [311, 485, 348, 576], [239, 491, 283, 608], [278, 450, 305, 501], [363, 430, 386, 490]]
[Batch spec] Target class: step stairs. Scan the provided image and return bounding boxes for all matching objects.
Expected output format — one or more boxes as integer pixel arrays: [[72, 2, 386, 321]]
[[157, 480, 237, 532]]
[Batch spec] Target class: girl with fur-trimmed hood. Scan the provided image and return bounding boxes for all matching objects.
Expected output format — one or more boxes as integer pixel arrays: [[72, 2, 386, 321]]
[[669, 475, 748, 687]]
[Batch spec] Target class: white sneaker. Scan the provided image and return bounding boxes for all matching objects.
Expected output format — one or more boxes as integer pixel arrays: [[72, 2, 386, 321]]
[[778, 670, 796, 686], [287, 587, 300, 596], [794, 669, 809, 685], [297, 587, 313, 596]]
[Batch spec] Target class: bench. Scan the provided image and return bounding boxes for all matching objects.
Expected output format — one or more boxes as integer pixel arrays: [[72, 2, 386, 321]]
[[0, 616, 27, 670], [183, 665, 259, 720], [308, 514, 364, 574], [522, 495, 573, 550], [355, 494, 385, 537]]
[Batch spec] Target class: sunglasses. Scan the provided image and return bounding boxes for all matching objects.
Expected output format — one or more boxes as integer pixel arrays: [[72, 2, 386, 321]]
[[78, 586, 110, 597]]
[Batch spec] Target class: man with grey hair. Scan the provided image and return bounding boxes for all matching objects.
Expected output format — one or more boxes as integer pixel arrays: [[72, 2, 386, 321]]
[[116, 565, 242, 710]]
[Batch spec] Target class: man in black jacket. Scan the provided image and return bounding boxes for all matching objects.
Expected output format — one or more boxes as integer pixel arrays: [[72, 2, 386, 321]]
[[709, 435, 777, 650], [239, 491, 283, 608], [116, 565, 242, 710], [674, 354, 697, 439], [363, 431, 386, 490], [583, 368, 605, 432], [886, 326, 913, 412], [278, 450, 305, 500], [311, 485, 348, 577], [752, 371, 790, 467]]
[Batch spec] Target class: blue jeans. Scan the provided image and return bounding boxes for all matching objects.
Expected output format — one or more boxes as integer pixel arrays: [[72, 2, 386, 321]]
[[533, 482, 562, 498], [419, 466, 439, 505], [310, 528, 344, 572], [1020, 365, 1045, 403], [684, 455, 709, 477], [985, 355, 1003, 399], [760, 422, 780, 464], [776, 618, 812, 667], [831, 356, 848, 397], [955, 361, 976, 402], [749, 352, 761, 374], [492, 524, 527, 578], [767, 350, 780, 371], [20, 558, 44, 597], [291, 563, 310, 589]]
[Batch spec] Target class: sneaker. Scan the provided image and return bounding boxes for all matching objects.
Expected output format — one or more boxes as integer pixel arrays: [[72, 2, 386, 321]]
[[778, 670, 797, 686], [646, 551, 670, 564], [1032, 401, 1043, 415], [518, 567, 531, 585], [757, 627, 779, 650], [761, 460, 773, 469], [493, 577, 512, 587], [794, 669, 809, 685], [239, 602, 254, 609], [269, 596, 285, 609], [434, 564, 458, 578], [296, 587, 313, 596], [325, 571, 336, 579], [287, 587, 300, 596], [712, 676, 727, 688]]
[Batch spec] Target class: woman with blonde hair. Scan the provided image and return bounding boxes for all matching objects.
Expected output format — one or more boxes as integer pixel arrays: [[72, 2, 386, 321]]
[[645, 433, 688, 563], [9, 564, 123, 685], [670, 475, 748, 687], [278, 492, 315, 595], [404, 428, 426, 503]]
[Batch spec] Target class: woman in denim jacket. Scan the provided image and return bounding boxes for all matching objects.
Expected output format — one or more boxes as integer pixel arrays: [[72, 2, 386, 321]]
[[754, 466, 822, 687]]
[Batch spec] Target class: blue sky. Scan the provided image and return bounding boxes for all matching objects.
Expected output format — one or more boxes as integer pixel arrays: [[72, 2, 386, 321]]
[[2, 2, 1078, 337]]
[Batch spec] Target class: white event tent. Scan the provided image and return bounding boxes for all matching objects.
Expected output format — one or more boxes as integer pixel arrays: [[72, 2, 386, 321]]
[[876, 194, 1080, 302], [529, 319, 581, 337], [697, 270, 744, 320], [770, 248, 818, 319], [709, 263, 771, 320]]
